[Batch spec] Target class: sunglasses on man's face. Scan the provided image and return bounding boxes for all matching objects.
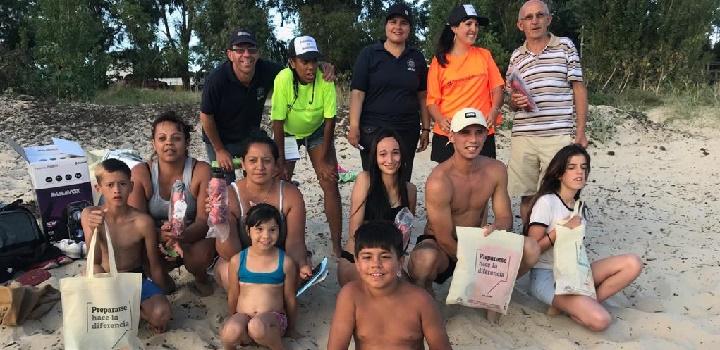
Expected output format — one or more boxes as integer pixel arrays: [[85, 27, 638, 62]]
[[229, 47, 258, 54]]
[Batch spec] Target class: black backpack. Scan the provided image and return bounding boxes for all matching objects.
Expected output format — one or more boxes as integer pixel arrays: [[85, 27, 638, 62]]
[[0, 199, 61, 271]]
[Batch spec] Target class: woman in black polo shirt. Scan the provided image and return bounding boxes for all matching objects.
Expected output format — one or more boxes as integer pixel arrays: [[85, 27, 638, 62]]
[[347, 2, 430, 182]]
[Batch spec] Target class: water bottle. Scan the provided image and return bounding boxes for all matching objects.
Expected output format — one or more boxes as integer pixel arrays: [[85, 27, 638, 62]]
[[394, 207, 415, 252], [164, 179, 186, 258], [207, 168, 230, 241]]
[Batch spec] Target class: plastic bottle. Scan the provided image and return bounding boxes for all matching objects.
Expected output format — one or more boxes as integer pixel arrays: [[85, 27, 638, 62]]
[[207, 168, 230, 241], [394, 207, 414, 252], [163, 179, 186, 258]]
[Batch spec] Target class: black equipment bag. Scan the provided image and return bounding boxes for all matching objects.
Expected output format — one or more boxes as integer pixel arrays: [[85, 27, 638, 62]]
[[0, 199, 61, 270]]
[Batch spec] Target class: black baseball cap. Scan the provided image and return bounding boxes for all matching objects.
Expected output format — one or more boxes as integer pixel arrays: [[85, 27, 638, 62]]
[[386, 3, 413, 25], [227, 28, 257, 49], [447, 4, 489, 27], [288, 35, 321, 60]]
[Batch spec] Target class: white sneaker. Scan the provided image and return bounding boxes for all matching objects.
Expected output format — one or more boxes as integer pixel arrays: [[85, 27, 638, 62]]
[[54, 239, 83, 259]]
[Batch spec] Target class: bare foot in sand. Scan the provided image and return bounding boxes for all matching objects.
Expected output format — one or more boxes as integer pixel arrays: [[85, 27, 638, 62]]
[[546, 306, 561, 316], [149, 324, 167, 334]]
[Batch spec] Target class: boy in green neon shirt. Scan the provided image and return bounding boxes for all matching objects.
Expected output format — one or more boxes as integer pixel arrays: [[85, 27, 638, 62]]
[[271, 35, 343, 258]]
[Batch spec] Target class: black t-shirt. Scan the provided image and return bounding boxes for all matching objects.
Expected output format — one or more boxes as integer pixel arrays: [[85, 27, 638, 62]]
[[350, 42, 427, 129], [201, 59, 283, 144]]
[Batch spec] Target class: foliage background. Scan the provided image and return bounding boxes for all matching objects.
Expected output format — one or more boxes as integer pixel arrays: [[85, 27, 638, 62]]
[[1, 0, 719, 99]]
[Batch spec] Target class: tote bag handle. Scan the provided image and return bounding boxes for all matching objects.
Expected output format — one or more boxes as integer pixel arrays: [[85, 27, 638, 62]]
[[572, 200, 583, 218], [85, 222, 119, 278]]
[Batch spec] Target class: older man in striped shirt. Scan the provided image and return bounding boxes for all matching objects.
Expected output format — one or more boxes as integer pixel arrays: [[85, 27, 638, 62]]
[[506, 0, 589, 231]]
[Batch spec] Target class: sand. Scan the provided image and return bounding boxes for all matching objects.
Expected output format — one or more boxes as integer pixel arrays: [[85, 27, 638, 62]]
[[1, 96, 719, 349]]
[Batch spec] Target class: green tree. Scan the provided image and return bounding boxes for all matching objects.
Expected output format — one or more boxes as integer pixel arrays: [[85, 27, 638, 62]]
[[156, 0, 196, 89], [577, 0, 720, 92], [0, 0, 37, 49], [0, 0, 37, 92], [193, 0, 281, 74], [32, 0, 112, 99], [111, 0, 164, 82], [278, 0, 385, 71]]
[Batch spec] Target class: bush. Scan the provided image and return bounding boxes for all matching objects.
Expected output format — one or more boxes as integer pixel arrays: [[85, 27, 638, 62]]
[[589, 89, 664, 109], [92, 86, 200, 105]]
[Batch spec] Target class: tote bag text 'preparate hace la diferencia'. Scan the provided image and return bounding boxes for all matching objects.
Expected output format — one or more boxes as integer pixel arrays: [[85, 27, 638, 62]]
[[60, 223, 143, 349], [447, 227, 524, 314]]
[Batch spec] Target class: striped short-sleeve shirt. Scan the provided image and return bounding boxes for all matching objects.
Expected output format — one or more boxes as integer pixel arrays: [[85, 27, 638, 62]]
[[506, 34, 582, 137]]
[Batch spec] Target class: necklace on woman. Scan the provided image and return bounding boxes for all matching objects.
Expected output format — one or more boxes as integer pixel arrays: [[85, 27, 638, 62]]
[[247, 181, 275, 207]]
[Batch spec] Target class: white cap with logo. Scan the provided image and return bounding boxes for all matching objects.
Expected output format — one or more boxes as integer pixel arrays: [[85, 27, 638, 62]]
[[450, 107, 488, 132], [289, 36, 321, 60]]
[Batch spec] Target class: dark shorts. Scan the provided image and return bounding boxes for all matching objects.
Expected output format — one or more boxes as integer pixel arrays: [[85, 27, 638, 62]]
[[430, 133, 496, 163], [287, 121, 326, 151], [415, 235, 457, 284], [205, 129, 269, 183]]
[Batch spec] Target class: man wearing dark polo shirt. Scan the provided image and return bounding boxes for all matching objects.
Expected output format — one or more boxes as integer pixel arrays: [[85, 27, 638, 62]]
[[347, 3, 430, 181], [200, 29, 334, 182]]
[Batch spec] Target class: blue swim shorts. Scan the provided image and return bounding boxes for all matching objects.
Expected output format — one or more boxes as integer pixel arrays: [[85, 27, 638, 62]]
[[141, 278, 164, 301]]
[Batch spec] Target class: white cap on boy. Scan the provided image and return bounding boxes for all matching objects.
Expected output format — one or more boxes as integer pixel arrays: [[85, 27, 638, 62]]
[[450, 107, 488, 132]]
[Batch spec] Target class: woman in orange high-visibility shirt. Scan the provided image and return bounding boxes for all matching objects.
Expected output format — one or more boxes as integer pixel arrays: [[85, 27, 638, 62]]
[[427, 4, 504, 162]]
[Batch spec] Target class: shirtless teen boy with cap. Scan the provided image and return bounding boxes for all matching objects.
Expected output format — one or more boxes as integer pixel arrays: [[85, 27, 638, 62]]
[[407, 107, 540, 320]]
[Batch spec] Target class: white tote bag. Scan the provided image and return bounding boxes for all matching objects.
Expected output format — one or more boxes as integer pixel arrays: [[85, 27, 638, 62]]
[[446, 227, 524, 314], [553, 201, 597, 298], [60, 224, 143, 350]]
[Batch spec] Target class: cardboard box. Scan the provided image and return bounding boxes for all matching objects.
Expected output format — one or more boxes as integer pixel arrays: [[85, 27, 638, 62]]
[[6, 138, 93, 242]]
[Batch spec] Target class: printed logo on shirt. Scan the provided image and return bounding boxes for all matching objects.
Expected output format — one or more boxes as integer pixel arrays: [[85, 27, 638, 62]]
[[256, 87, 265, 101], [407, 58, 416, 72]]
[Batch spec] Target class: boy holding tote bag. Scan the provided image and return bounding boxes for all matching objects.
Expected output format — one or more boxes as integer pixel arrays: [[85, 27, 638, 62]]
[[407, 108, 540, 322], [61, 159, 171, 349]]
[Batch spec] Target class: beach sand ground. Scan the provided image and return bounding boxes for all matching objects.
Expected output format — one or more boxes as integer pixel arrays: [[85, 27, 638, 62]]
[[1, 97, 719, 349]]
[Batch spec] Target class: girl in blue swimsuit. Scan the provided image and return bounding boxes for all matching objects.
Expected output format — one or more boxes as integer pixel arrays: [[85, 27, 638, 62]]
[[220, 203, 299, 349]]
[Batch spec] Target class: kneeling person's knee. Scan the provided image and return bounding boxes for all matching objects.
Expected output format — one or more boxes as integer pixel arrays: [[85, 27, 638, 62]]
[[624, 254, 643, 277], [247, 317, 269, 340], [184, 240, 215, 270], [221, 318, 247, 343], [143, 296, 171, 328], [585, 309, 611, 332], [410, 247, 441, 274]]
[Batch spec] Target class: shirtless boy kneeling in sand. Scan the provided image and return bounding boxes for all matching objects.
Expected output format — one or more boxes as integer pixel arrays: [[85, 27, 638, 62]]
[[328, 221, 451, 350], [408, 108, 541, 321], [81, 158, 172, 332]]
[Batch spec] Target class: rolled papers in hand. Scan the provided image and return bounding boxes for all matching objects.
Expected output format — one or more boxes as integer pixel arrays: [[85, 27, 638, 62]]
[[509, 71, 539, 112]]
